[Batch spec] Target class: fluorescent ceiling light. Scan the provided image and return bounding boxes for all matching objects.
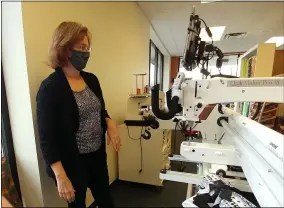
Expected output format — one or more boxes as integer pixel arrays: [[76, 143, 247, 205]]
[[200, 26, 226, 42], [265, 36, 284, 47], [201, 0, 221, 3]]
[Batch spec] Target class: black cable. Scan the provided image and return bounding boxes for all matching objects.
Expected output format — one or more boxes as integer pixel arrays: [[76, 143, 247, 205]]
[[211, 74, 239, 78], [198, 18, 208, 28], [127, 125, 142, 140], [188, 126, 192, 140], [192, 123, 198, 130], [139, 134, 143, 173], [188, 28, 200, 36], [206, 53, 211, 78], [177, 120, 189, 140], [198, 61, 205, 69], [198, 18, 213, 45], [126, 125, 144, 173], [236, 54, 240, 77]]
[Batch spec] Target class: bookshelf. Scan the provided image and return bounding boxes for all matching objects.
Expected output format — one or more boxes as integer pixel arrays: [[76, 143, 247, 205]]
[[237, 43, 284, 131]]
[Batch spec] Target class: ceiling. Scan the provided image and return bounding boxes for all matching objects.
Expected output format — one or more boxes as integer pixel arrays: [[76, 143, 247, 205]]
[[138, 1, 284, 56]]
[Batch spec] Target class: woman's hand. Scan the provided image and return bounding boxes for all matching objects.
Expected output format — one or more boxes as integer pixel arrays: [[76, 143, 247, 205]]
[[106, 119, 121, 152], [56, 175, 75, 203], [51, 161, 75, 203]]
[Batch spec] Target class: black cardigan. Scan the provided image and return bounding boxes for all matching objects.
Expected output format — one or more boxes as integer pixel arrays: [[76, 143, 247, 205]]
[[36, 67, 110, 178]]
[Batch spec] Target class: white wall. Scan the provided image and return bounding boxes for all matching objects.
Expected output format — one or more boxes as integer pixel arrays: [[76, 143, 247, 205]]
[[163, 55, 171, 92], [150, 26, 170, 57], [2, 2, 44, 207], [20, 2, 149, 207]]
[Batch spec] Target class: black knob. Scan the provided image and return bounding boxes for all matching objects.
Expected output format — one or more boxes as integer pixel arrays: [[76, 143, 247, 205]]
[[150, 120, 159, 129], [197, 103, 203, 108], [160, 169, 167, 174]]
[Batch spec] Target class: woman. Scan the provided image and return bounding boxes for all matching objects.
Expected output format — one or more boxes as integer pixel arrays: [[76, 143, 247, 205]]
[[36, 21, 120, 208]]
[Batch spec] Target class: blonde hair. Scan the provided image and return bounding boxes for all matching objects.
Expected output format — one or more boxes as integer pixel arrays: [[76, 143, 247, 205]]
[[48, 21, 91, 68]]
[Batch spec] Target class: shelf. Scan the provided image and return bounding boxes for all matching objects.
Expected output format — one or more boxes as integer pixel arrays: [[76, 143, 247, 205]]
[[129, 93, 150, 98], [259, 116, 277, 123], [252, 108, 278, 114], [133, 73, 147, 76], [240, 44, 258, 60]]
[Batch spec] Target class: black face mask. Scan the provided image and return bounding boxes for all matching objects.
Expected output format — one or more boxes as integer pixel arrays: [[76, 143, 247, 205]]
[[69, 50, 90, 71]]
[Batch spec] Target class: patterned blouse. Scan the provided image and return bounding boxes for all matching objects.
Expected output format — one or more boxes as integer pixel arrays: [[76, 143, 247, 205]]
[[73, 86, 102, 153]]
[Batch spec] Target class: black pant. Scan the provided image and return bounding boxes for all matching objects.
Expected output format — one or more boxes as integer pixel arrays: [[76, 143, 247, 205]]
[[66, 148, 114, 208]]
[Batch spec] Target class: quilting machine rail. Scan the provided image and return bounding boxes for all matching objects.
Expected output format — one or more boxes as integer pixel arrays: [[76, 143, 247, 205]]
[[151, 74, 284, 207]]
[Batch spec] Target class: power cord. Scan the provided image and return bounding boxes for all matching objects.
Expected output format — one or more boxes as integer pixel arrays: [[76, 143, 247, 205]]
[[127, 125, 143, 140], [198, 17, 213, 45], [139, 135, 143, 173], [126, 125, 144, 173]]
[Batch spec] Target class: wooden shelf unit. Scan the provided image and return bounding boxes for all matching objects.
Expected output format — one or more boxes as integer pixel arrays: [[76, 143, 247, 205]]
[[239, 43, 284, 132]]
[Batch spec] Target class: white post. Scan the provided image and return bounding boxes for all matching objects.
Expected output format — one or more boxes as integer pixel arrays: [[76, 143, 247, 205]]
[[2, 2, 44, 207]]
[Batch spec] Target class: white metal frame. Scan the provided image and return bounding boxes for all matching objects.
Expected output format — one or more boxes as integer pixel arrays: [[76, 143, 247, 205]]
[[171, 72, 284, 121], [180, 141, 240, 166], [160, 163, 251, 193], [164, 107, 284, 207], [183, 77, 284, 120], [209, 164, 246, 178], [221, 108, 284, 207], [159, 73, 284, 207]]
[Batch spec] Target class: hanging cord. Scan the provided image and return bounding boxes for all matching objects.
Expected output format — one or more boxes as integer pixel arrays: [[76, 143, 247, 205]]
[[127, 125, 143, 140], [139, 119, 145, 173], [139, 134, 143, 173], [126, 125, 145, 173]]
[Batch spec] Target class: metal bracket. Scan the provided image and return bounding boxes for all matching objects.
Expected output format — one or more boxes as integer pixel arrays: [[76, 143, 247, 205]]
[[218, 104, 224, 114], [217, 116, 228, 127], [168, 154, 190, 162]]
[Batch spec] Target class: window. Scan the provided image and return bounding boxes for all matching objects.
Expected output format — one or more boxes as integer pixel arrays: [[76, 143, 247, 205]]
[[149, 40, 164, 89], [179, 55, 240, 79]]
